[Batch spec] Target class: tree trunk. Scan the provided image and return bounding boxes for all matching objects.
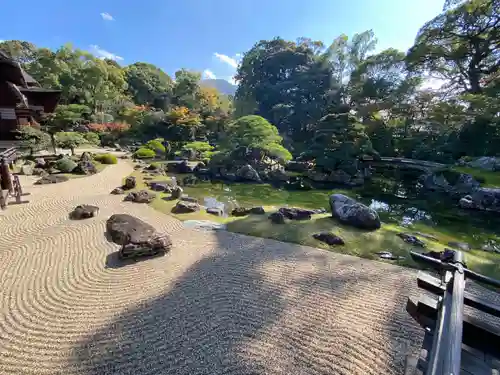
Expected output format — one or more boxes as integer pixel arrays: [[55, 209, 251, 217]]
[[71, 147, 75, 156], [50, 133, 57, 154]]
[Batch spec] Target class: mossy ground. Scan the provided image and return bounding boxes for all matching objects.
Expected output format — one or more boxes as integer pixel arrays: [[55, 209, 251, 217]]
[[452, 166, 500, 188], [128, 168, 500, 279]]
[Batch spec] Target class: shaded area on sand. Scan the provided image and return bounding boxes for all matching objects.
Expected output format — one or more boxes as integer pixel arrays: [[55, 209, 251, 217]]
[[73, 231, 423, 375]]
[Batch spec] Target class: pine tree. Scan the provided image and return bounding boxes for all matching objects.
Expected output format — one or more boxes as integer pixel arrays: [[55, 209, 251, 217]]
[[306, 106, 376, 175]]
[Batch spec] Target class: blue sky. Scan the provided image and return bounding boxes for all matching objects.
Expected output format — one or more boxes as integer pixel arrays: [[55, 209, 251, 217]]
[[0, 0, 444, 82]]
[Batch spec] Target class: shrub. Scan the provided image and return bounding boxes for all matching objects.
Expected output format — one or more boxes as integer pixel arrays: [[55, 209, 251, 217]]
[[55, 157, 78, 173], [83, 132, 100, 145], [146, 139, 166, 154], [94, 153, 118, 165], [55, 132, 86, 155], [134, 147, 156, 159]]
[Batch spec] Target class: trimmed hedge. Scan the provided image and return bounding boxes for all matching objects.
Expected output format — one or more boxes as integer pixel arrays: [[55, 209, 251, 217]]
[[134, 147, 156, 159], [55, 157, 78, 173], [94, 153, 118, 165]]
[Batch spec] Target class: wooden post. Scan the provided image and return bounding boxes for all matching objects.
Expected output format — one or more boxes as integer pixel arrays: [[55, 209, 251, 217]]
[[0, 158, 13, 192]]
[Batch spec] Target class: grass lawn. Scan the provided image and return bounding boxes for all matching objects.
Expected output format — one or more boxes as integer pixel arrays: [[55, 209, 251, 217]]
[[452, 166, 500, 188], [128, 168, 500, 279]]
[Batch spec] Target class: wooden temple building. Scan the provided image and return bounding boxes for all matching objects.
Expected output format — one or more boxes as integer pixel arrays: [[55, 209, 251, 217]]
[[0, 49, 61, 209], [0, 49, 61, 142]]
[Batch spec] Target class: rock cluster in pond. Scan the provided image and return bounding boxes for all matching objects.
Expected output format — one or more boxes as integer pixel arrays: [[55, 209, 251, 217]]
[[458, 156, 500, 171], [35, 175, 69, 185], [329, 194, 381, 230], [124, 190, 156, 203], [106, 214, 172, 259], [420, 171, 480, 196], [313, 232, 344, 246], [69, 205, 99, 220], [459, 188, 500, 213]]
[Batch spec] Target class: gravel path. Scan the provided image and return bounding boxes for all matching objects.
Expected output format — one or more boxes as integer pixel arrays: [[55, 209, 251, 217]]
[[0, 160, 423, 375]]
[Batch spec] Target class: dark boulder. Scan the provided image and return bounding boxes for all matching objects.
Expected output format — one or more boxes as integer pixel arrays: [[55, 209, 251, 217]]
[[231, 207, 251, 217], [269, 212, 285, 224], [35, 175, 69, 185], [123, 176, 136, 190], [180, 195, 198, 203], [206, 207, 223, 216], [80, 152, 93, 163], [459, 188, 500, 213], [34, 157, 46, 168], [170, 186, 184, 199], [397, 233, 426, 247], [74, 160, 98, 175], [111, 187, 124, 195], [313, 232, 345, 246], [178, 160, 194, 173], [249, 206, 265, 215], [149, 182, 172, 192], [69, 205, 99, 220], [329, 194, 381, 230], [124, 190, 156, 203], [279, 207, 313, 221], [105, 214, 172, 259], [236, 164, 261, 182], [171, 201, 200, 213], [182, 175, 198, 186]]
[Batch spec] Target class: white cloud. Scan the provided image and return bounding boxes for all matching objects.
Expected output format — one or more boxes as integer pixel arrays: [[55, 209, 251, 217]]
[[203, 69, 216, 79], [89, 45, 123, 61], [214, 53, 238, 68], [100, 12, 114, 21]]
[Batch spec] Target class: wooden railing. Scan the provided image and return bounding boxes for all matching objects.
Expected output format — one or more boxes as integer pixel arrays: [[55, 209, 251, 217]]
[[406, 250, 500, 374]]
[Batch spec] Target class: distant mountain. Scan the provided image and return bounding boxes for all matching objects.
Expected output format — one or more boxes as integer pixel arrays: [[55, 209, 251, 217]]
[[200, 79, 237, 96]]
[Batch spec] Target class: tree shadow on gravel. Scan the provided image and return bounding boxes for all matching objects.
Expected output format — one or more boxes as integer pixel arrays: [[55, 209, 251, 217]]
[[73, 230, 424, 375]]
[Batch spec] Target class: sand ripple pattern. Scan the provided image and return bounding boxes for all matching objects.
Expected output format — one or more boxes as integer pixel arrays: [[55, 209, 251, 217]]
[[0, 161, 423, 375]]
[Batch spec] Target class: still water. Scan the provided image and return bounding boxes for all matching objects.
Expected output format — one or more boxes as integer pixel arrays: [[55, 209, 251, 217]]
[[179, 172, 499, 248]]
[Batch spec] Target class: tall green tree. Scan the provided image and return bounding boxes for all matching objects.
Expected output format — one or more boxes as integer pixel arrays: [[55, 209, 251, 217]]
[[407, 0, 500, 94], [125, 62, 173, 105]]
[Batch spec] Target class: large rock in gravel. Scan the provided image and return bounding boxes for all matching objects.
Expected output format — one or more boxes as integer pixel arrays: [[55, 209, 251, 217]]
[[124, 190, 156, 203], [110, 187, 124, 195], [329, 194, 381, 230], [123, 176, 136, 190], [35, 175, 69, 185], [106, 214, 172, 259], [73, 160, 97, 175], [70, 205, 99, 220], [172, 201, 200, 213]]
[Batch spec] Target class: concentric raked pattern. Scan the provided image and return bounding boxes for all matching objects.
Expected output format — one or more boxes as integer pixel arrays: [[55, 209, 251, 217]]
[[0, 161, 423, 375]]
